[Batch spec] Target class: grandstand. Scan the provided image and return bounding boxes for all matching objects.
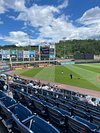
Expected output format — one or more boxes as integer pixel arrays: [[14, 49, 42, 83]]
[[0, 72, 100, 133], [0, 0, 100, 132]]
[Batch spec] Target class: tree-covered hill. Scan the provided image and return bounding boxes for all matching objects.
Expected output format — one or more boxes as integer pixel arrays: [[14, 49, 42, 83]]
[[55, 40, 100, 58]]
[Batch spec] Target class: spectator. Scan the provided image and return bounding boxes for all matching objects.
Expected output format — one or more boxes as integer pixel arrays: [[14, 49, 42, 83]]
[[8, 76, 13, 85], [0, 76, 5, 90], [0, 75, 8, 91], [27, 80, 34, 87]]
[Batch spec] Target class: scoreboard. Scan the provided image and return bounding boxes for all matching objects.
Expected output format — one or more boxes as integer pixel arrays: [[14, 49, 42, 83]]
[[40, 46, 50, 58], [40, 45, 55, 59]]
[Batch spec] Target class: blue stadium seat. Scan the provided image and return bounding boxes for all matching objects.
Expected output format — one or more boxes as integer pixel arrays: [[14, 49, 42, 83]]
[[89, 109, 100, 118], [46, 97, 57, 106], [75, 104, 88, 112], [0, 102, 17, 129], [53, 92, 64, 99], [57, 103, 72, 112], [68, 116, 98, 133], [20, 93, 32, 107], [0, 96, 16, 107], [32, 99, 46, 116], [12, 114, 60, 133], [37, 94, 46, 101], [72, 108, 90, 120], [91, 116, 100, 128], [12, 89, 19, 100], [47, 105, 66, 127], [0, 102, 33, 131], [0, 90, 6, 99]]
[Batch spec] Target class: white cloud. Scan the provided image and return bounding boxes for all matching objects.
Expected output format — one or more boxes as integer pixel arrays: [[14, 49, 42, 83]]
[[2, 0, 25, 12], [0, 0, 100, 46], [0, 31, 43, 46], [16, 4, 59, 27], [0, 0, 6, 13], [58, 0, 68, 9], [1, 31, 29, 45], [78, 6, 100, 26]]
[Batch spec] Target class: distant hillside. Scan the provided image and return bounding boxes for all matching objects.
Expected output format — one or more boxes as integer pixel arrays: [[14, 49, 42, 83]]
[[55, 40, 100, 58], [0, 45, 38, 51]]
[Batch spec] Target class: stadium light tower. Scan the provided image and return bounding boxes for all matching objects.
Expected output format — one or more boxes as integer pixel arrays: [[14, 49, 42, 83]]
[[63, 37, 66, 59], [28, 34, 32, 61]]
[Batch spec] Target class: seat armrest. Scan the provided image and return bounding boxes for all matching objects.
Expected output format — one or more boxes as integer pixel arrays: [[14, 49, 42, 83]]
[[22, 115, 34, 124], [8, 103, 18, 109], [0, 96, 6, 100]]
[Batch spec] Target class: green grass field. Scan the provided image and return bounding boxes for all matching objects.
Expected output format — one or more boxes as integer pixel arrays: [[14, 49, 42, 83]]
[[14, 64, 100, 91]]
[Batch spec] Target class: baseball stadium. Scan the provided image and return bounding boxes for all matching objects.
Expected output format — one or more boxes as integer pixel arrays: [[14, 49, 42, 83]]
[[0, 0, 100, 133]]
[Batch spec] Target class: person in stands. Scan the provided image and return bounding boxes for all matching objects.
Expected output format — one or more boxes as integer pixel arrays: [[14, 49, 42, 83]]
[[0, 74, 7, 91]]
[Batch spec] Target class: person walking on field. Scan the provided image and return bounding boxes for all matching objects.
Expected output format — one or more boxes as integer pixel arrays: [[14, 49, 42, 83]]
[[61, 70, 64, 74], [70, 74, 73, 79]]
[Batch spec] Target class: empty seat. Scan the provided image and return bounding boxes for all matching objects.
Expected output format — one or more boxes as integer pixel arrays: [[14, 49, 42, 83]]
[[12, 114, 60, 133], [12, 89, 19, 100], [68, 116, 98, 133], [0, 102, 33, 130], [53, 92, 64, 99], [75, 104, 88, 112], [57, 103, 72, 112], [47, 105, 66, 127], [0, 90, 6, 99], [89, 109, 100, 118], [32, 99, 46, 116], [46, 97, 57, 106], [37, 94, 46, 101], [72, 108, 90, 120], [91, 116, 100, 128], [0, 96, 16, 107]]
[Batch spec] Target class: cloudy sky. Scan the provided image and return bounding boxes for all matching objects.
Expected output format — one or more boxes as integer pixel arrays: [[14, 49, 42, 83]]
[[0, 0, 100, 46]]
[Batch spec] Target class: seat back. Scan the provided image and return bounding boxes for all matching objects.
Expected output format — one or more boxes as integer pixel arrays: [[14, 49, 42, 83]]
[[12, 114, 60, 133], [46, 97, 57, 106], [28, 116, 60, 133], [89, 109, 100, 118], [68, 116, 97, 133], [47, 106, 65, 126], [0, 103, 12, 118], [91, 116, 100, 128], [72, 108, 89, 119], [0, 90, 6, 98], [12, 114, 33, 133], [10, 104, 32, 122], [0, 96, 16, 107], [58, 103, 71, 112], [33, 99, 46, 115]]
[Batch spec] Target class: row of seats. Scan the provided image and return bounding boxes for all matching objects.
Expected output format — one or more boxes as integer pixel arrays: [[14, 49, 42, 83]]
[[0, 90, 60, 133], [11, 86, 100, 133], [12, 83, 100, 116]]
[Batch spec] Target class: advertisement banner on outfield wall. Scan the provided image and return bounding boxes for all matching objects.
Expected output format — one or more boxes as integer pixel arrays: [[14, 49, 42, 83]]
[[30, 51, 35, 58], [17, 51, 23, 59], [23, 51, 30, 58], [2, 50, 10, 59]]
